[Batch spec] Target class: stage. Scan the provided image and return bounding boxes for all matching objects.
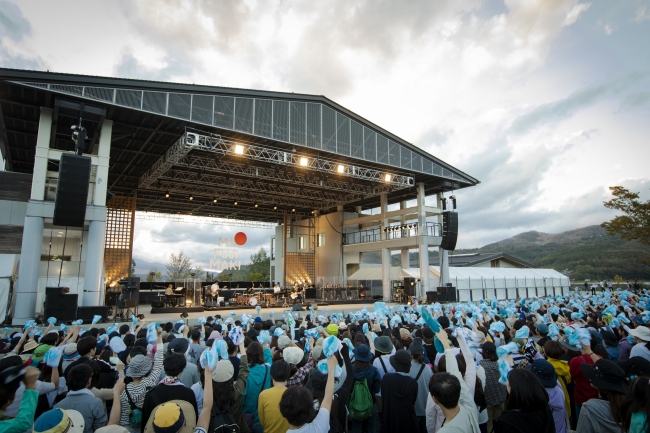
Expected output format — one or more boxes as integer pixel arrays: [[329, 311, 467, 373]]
[[148, 298, 378, 315]]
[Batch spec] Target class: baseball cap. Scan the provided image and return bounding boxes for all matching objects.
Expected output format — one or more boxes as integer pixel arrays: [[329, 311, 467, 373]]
[[326, 324, 339, 336], [144, 401, 196, 433], [278, 335, 291, 349], [283, 347, 304, 365], [211, 360, 235, 383]]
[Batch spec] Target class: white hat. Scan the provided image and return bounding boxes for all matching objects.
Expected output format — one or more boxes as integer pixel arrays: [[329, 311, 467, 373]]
[[629, 326, 650, 342], [283, 347, 304, 365]]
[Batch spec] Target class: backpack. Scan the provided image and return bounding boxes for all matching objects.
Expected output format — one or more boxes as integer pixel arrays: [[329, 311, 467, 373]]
[[349, 378, 374, 421], [125, 387, 143, 429], [209, 405, 241, 433]]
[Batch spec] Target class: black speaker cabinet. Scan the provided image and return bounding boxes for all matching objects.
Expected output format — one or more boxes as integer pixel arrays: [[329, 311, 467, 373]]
[[77, 306, 109, 324], [44, 294, 78, 322], [53, 154, 91, 227], [293, 303, 304, 311], [403, 278, 416, 297], [441, 211, 459, 251], [436, 286, 457, 303], [151, 300, 164, 308]]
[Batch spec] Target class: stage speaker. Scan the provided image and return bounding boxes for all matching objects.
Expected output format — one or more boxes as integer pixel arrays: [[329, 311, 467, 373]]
[[44, 294, 78, 322], [53, 154, 92, 227], [46, 287, 70, 296], [436, 286, 457, 303], [293, 303, 304, 311], [426, 291, 436, 304], [151, 301, 164, 308], [404, 278, 416, 297], [441, 211, 458, 251], [77, 306, 109, 324]]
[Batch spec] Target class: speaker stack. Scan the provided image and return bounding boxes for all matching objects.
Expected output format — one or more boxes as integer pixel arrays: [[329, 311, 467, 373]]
[[77, 306, 109, 324], [53, 154, 92, 227], [403, 277, 416, 297], [441, 211, 458, 251], [44, 287, 78, 322]]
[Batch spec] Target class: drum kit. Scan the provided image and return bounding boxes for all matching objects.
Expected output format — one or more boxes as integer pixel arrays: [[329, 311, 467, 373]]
[[233, 291, 275, 307]]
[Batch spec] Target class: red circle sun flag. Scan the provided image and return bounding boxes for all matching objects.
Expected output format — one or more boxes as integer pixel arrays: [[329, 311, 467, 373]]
[[234, 232, 247, 246]]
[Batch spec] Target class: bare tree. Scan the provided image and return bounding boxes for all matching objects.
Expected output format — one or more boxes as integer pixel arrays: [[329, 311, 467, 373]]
[[146, 268, 163, 282], [165, 250, 194, 281]]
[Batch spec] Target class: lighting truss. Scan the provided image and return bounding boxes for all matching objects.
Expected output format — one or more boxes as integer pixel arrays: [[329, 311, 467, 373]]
[[139, 131, 415, 190], [135, 211, 275, 228], [174, 155, 396, 196]]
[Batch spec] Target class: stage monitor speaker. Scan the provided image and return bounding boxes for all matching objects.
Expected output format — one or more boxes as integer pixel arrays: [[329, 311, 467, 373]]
[[441, 211, 458, 251], [53, 154, 92, 227], [46, 287, 70, 296], [293, 303, 304, 311], [77, 306, 109, 324], [44, 294, 78, 322]]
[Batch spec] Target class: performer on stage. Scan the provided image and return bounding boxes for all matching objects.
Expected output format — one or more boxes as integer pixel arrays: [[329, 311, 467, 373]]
[[165, 284, 174, 295], [273, 283, 281, 294], [210, 282, 219, 294]]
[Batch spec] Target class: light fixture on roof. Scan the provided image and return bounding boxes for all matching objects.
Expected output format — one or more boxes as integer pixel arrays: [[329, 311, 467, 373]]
[[337, 164, 345, 173], [384, 174, 392, 182], [189, 196, 193, 200], [292, 208, 296, 212], [273, 206, 277, 210], [234, 144, 245, 155], [254, 203, 259, 208], [213, 199, 217, 203], [234, 201, 238, 205], [165, 193, 170, 198], [299, 157, 308, 166]]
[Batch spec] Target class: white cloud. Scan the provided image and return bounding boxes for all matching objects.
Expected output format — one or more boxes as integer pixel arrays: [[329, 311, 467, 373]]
[[2, 0, 648, 256]]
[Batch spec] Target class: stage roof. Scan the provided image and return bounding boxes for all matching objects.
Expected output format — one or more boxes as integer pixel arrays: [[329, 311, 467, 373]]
[[0, 68, 479, 222]]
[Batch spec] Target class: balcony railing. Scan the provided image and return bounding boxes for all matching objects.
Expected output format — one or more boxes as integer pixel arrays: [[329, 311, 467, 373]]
[[343, 222, 441, 245]]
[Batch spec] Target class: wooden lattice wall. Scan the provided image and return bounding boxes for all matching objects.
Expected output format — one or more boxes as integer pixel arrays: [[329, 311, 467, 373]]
[[286, 252, 315, 285], [104, 194, 136, 288]]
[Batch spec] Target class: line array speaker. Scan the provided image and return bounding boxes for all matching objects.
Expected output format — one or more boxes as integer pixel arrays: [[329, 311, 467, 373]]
[[441, 211, 458, 251], [53, 154, 92, 227]]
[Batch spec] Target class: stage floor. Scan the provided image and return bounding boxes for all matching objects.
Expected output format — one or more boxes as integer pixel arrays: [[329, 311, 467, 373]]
[[113, 300, 397, 326]]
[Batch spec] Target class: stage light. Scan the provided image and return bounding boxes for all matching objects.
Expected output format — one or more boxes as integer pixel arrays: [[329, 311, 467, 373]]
[[254, 203, 259, 208], [189, 196, 193, 200], [273, 206, 277, 210], [213, 199, 217, 203], [299, 157, 308, 166], [450, 195, 457, 210], [337, 164, 345, 173], [292, 208, 296, 212], [441, 197, 447, 211], [234, 144, 244, 155], [384, 174, 392, 182], [234, 201, 238, 205], [165, 193, 170, 198]]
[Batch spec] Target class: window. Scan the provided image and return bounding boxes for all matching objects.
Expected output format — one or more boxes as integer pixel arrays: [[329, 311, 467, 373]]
[[299, 236, 306, 250], [317, 233, 326, 247], [271, 238, 276, 260]]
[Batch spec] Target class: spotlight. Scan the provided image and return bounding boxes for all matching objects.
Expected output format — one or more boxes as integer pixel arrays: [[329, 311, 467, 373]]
[[273, 206, 277, 210], [337, 164, 345, 173], [441, 197, 447, 211], [254, 203, 259, 208], [384, 174, 392, 182], [213, 199, 217, 203], [292, 208, 296, 212], [165, 193, 170, 198], [450, 195, 457, 210], [234, 201, 238, 205], [383, 228, 388, 232], [299, 157, 308, 166], [189, 196, 193, 200], [234, 144, 244, 155]]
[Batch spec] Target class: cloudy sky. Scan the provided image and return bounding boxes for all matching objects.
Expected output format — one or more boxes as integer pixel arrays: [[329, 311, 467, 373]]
[[2, 0, 649, 272]]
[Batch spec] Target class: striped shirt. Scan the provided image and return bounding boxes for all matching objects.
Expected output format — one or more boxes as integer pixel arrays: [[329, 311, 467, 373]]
[[119, 345, 164, 430]]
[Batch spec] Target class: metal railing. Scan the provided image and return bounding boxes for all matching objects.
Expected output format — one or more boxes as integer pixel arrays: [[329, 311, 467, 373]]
[[342, 222, 441, 245]]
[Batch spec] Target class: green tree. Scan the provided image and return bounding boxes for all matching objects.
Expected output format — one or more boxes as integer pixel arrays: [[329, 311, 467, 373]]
[[165, 250, 194, 281], [601, 186, 650, 249], [249, 272, 266, 282], [130, 259, 136, 277], [218, 272, 232, 282], [248, 248, 270, 280], [146, 268, 163, 282], [206, 271, 217, 281]]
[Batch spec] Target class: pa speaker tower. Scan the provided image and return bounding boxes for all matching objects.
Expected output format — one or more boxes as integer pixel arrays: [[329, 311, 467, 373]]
[[441, 211, 458, 251], [53, 154, 91, 227]]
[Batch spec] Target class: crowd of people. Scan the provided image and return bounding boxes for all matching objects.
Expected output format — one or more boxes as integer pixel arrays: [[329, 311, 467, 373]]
[[1, 287, 650, 433]]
